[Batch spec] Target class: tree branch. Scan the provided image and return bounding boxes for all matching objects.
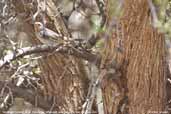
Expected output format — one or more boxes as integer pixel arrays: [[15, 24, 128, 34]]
[[147, 0, 159, 25], [0, 81, 52, 111], [0, 43, 101, 69], [85, 0, 107, 49]]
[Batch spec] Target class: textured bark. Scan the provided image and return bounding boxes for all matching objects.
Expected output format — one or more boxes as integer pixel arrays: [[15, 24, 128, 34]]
[[36, 1, 89, 112], [102, 0, 166, 114], [38, 53, 90, 112], [11, 0, 167, 113], [12, 0, 89, 112]]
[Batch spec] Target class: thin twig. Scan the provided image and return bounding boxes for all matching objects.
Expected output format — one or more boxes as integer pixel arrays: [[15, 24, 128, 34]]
[[82, 69, 107, 114], [0, 81, 52, 111]]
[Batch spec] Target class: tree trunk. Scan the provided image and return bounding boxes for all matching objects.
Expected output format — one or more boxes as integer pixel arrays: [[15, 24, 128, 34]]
[[39, 54, 89, 112], [102, 0, 166, 114], [12, 0, 89, 112], [11, 0, 167, 113]]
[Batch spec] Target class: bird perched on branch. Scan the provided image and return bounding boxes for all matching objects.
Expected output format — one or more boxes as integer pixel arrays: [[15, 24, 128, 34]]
[[34, 22, 64, 45]]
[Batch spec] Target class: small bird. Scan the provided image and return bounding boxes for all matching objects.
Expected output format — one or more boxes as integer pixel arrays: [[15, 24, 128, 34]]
[[34, 22, 64, 45]]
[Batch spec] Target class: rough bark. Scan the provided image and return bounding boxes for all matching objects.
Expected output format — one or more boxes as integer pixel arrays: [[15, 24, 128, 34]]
[[102, 0, 166, 114], [12, 0, 89, 112], [9, 0, 167, 113], [38, 54, 88, 112]]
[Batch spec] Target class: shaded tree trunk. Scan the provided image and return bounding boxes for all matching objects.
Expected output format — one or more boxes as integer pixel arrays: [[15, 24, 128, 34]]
[[39, 54, 88, 111], [12, 0, 89, 112], [102, 0, 166, 113]]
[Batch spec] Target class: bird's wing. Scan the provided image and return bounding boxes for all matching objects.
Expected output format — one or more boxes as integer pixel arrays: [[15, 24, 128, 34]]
[[44, 28, 62, 39]]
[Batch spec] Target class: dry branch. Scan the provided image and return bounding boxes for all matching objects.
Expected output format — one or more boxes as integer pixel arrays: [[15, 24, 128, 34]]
[[0, 81, 52, 111], [0, 43, 102, 70]]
